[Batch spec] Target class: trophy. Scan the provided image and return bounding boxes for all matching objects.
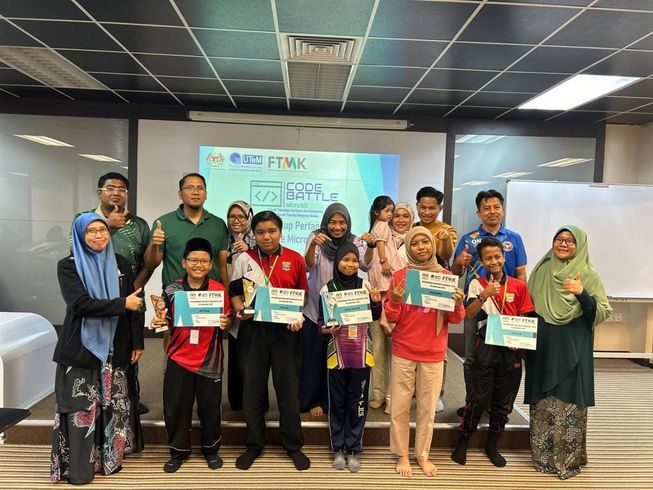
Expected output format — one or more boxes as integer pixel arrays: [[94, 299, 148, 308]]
[[242, 278, 256, 315], [323, 291, 339, 328], [150, 294, 168, 333]]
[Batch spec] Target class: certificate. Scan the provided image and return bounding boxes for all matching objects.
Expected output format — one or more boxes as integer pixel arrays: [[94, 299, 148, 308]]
[[485, 314, 538, 350], [404, 269, 458, 311], [254, 286, 304, 324], [321, 288, 372, 326], [174, 290, 224, 327]]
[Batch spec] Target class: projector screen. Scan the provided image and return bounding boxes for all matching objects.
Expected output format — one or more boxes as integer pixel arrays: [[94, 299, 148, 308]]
[[199, 146, 400, 250]]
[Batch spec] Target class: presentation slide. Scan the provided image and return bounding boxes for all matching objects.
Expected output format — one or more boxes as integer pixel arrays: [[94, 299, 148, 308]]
[[199, 146, 400, 252]]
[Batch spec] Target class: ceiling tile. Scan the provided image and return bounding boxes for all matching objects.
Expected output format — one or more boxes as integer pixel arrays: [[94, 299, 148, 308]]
[[407, 89, 474, 105], [396, 104, 453, 116], [343, 101, 397, 114], [552, 110, 618, 122], [290, 99, 343, 112], [58, 50, 147, 74], [603, 112, 653, 124], [584, 51, 653, 78], [0, 19, 41, 47], [465, 91, 534, 107], [104, 24, 201, 56], [0, 86, 20, 97], [611, 78, 653, 97], [594, 0, 653, 10], [0, 0, 87, 20], [223, 80, 286, 97], [76, 0, 183, 26], [13, 20, 120, 51], [136, 54, 213, 77], [92, 73, 163, 91], [491, 0, 591, 5], [234, 97, 288, 110], [59, 88, 124, 102], [175, 93, 233, 107], [193, 29, 279, 59], [0, 68, 42, 85], [419, 69, 498, 91], [276, 0, 374, 36], [499, 109, 562, 120], [459, 4, 579, 44], [116, 90, 178, 104], [510, 46, 615, 73], [629, 35, 653, 51], [352, 66, 426, 87], [546, 10, 653, 49], [484, 72, 568, 92], [210, 59, 283, 81], [348, 86, 410, 102], [435, 43, 531, 70], [0, 84, 68, 98], [370, 0, 479, 40], [360, 39, 448, 67], [449, 106, 508, 118], [175, 0, 274, 31], [159, 76, 225, 95], [576, 97, 653, 112]]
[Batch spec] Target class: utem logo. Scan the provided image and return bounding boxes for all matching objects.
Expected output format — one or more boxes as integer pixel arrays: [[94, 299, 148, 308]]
[[267, 155, 307, 170]]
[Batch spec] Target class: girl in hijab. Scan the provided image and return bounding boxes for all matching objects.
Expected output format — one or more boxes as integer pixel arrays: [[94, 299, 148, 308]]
[[525, 226, 612, 480], [389, 202, 414, 267], [319, 242, 382, 473], [225, 200, 257, 411], [302, 203, 375, 416], [51, 214, 144, 484], [384, 226, 465, 478]]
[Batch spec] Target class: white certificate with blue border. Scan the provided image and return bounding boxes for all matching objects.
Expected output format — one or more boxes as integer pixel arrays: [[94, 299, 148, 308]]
[[174, 290, 223, 327], [254, 286, 304, 324], [485, 314, 537, 350], [404, 269, 457, 311], [321, 288, 372, 326]]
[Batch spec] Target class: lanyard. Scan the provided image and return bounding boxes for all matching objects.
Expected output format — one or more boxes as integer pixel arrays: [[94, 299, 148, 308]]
[[257, 247, 280, 287]]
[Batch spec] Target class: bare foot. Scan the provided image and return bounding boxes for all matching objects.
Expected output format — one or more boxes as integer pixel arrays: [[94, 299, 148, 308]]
[[309, 406, 324, 417], [416, 458, 438, 477], [395, 456, 412, 478]]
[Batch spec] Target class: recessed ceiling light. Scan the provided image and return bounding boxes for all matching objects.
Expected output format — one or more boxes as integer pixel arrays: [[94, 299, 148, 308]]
[[78, 154, 122, 163], [120, 166, 129, 170], [493, 171, 532, 178], [15, 134, 74, 147], [538, 158, 592, 168], [455, 135, 505, 144], [461, 180, 492, 186], [452, 187, 463, 192], [519, 74, 640, 111]]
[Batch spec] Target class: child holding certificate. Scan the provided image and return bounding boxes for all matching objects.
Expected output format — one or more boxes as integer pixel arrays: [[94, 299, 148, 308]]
[[319, 242, 382, 473], [451, 237, 534, 468], [384, 227, 465, 478], [149, 238, 231, 474]]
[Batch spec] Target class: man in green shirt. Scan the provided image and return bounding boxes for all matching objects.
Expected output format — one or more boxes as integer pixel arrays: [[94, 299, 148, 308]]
[[144, 173, 229, 289]]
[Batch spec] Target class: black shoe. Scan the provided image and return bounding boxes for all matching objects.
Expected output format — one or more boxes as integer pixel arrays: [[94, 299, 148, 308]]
[[288, 449, 310, 471], [451, 434, 469, 465], [485, 432, 507, 467], [164, 457, 187, 473], [138, 402, 150, 415], [456, 406, 465, 417], [205, 453, 223, 470], [236, 448, 261, 470]]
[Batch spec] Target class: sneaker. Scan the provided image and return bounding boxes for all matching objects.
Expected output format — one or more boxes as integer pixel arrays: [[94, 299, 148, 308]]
[[347, 454, 361, 473], [205, 453, 223, 470], [436, 398, 444, 413], [164, 457, 186, 473], [332, 451, 346, 470]]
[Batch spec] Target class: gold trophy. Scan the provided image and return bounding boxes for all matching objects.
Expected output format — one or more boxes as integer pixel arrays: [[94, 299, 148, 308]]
[[323, 291, 339, 328], [150, 294, 168, 333], [242, 278, 256, 315]]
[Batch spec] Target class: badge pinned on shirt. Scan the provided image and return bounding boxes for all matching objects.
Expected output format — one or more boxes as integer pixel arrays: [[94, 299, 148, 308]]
[[282, 261, 291, 271], [502, 241, 514, 252], [505, 292, 515, 303]]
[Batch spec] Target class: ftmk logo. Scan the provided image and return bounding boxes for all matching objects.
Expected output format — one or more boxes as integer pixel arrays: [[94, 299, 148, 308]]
[[267, 156, 307, 171], [250, 181, 283, 208]]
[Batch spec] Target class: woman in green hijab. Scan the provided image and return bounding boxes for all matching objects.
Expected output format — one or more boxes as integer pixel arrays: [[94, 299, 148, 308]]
[[525, 226, 612, 480]]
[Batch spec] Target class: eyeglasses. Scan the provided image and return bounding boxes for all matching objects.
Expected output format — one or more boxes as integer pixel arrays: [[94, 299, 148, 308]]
[[85, 227, 110, 236], [99, 186, 128, 195], [228, 215, 247, 222], [181, 185, 206, 193], [185, 258, 211, 266], [553, 237, 576, 246]]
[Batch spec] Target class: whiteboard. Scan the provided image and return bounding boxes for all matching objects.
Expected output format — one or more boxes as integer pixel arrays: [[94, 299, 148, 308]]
[[505, 180, 653, 300]]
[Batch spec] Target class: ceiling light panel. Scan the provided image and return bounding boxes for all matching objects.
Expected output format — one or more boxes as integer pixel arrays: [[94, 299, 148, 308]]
[[455, 135, 506, 144], [14, 134, 74, 146], [493, 171, 532, 178], [78, 154, 122, 163], [538, 158, 592, 168], [461, 180, 492, 186]]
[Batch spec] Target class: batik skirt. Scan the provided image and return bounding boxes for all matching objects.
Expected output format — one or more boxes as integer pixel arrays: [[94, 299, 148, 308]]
[[50, 360, 137, 484], [529, 395, 588, 480]]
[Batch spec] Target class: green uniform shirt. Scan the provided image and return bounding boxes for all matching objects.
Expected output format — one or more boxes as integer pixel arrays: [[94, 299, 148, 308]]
[[153, 205, 229, 287]]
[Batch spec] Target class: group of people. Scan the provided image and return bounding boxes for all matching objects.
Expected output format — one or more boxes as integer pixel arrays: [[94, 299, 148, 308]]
[[51, 171, 611, 484]]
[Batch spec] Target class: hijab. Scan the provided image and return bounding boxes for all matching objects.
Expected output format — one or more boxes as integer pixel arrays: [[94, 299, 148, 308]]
[[314, 203, 356, 261], [528, 225, 611, 326], [389, 202, 414, 246], [227, 200, 256, 263], [404, 226, 444, 273], [71, 214, 120, 363], [327, 242, 363, 292]]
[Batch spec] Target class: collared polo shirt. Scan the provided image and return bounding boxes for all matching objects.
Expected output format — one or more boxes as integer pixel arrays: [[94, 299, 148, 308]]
[[454, 224, 527, 291], [153, 205, 228, 287]]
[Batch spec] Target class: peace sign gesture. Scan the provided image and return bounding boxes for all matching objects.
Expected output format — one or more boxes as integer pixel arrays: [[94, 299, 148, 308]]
[[365, 282, 382, 303], [563, 272, 583, 296], [390, 279, 405, 303]]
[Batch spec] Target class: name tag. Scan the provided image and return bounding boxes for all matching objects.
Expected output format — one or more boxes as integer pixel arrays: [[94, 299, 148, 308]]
[[189, 329, 199, 345]]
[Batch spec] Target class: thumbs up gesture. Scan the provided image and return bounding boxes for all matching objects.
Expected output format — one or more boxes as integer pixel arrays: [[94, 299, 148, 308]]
[[563, 272, 583, 296], [107, 204, 126, 229], [390, 279, 406, 303], [151, 220, 165, 246], [482, 275, 502, 299], [125, 287, 143, 311], [455, 243, 472, 269]]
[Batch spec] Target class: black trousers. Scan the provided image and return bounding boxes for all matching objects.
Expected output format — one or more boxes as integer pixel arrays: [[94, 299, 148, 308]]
[[327, 367, 370, 454], [228, 332, 244, 411], [163, 358, 222, 459], [458, 338, 522, 437], [239, 320, 303, 452], [299, 316, 328, 413]]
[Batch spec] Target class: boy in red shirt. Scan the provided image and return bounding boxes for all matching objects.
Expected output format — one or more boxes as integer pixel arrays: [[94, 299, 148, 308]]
[[150, 238, 230, 473], [451, 237, 534, 467]]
